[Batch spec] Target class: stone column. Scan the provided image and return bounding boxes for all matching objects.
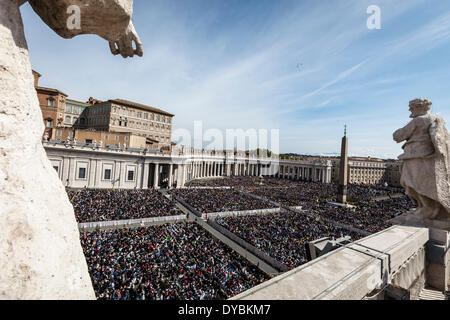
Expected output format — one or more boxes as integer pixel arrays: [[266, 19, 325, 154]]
[[62, 157, 70, 187], [176, 164, 182, 188], [142, 162, 149, 189], [119, 161, 126, 188], [88, 159, 96, 188], [168, 163, 173, 189], [153, 163, 159, 189], [68, 157, 76, 187], [182, 164, 187, 187], [425, 229, 450, 292]]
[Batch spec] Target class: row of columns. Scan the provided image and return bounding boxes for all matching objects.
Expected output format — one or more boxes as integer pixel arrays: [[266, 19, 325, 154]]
[[188, 161, 227, 180], [185, 162, 265, 181], [141, 162, 187, 190], [139, 162, 332, 190], [277, 165, 332, 183]]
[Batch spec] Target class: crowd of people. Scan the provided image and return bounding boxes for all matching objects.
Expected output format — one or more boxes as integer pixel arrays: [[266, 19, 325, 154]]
[[305, 197, 415, 233], [186, 177, 404, 205], [70, 176, 414, 300], [68, 189, 183, 223], [80, 222, 270, 300], [169, 188, 276, 213], [248, 182, 337, 207], [216, 211, 362, 270], [346, 184, 404, 201]]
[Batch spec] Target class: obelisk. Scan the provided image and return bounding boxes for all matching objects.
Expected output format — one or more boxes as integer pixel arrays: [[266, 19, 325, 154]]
[[337, 126, 348, 203]]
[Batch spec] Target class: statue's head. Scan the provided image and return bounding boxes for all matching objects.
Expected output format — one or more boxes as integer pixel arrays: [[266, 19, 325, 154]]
[[409, 98, 432, 118]]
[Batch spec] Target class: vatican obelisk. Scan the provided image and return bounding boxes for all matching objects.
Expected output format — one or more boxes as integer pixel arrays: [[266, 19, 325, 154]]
[[337, 126, 349, 203]]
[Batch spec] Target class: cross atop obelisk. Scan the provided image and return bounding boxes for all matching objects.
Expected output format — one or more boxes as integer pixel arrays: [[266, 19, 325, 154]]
[[337, 125, 349, 203]]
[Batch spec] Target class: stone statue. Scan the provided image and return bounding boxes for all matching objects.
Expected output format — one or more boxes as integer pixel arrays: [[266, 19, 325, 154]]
[[393, 98, 450, 229], [0, 0, 142, 299]]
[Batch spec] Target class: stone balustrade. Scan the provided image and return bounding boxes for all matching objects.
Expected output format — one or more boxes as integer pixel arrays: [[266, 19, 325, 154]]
[[232, 225, 430, 300]]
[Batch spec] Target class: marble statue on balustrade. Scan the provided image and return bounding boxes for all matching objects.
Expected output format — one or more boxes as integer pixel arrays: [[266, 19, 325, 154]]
[[0, 0, 142, 299], [392, 98, 450, 230]]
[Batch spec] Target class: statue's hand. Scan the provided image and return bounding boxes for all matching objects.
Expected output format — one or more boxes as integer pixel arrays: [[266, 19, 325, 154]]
[[109, 22, 143, 58]]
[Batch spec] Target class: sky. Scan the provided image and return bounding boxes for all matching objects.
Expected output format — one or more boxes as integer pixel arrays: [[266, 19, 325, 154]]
[[20, 0, 450, 159]]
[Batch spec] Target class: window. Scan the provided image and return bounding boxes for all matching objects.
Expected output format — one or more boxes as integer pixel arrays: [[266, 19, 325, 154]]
[[125, 136, 129, 141], [57, 130, 61, 137], [65, 115, 71, 123], [104, 169, 111, 180], [115, 136, 119, 141], [48, 98, 55, 107], [137, 112, 142, 118], [68, 131, 73, 137], [127, 170, 134, 181], [78, 167, 86, 179], [105, 134, 109, 140], [144, 113, 148, 120], [46, 119, 53, 128]]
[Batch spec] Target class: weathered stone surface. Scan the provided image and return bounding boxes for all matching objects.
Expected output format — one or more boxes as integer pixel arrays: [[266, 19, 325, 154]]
[[28, 0, 143, 58], [393, 98, 450, 226], [232, 226, 428, 300], [0, 0, 141, 299]]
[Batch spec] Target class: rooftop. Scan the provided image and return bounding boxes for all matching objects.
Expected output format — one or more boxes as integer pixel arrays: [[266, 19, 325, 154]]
[[109, 99, 174, 117]]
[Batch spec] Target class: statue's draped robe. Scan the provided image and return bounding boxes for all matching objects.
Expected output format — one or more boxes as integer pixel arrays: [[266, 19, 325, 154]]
[[394, 114, 450, 215]]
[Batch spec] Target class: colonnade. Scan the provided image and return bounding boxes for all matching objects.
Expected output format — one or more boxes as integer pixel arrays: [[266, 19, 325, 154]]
[[276, 164, 332, 183]]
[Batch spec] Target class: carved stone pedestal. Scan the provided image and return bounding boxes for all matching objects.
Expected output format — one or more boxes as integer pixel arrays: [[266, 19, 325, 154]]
[[391, 212, 450, 292]]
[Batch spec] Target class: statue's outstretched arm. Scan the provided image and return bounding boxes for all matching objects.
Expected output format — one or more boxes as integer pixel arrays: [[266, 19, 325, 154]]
[[393, 120, 416, 143], [28, 0, 142, 58]]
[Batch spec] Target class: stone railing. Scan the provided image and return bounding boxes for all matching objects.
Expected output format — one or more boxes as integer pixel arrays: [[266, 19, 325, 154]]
[[43, 140, 279, 162], [202, 208, 280, 220], [232, 225, 429, 300], [78, 214, 187, 231]]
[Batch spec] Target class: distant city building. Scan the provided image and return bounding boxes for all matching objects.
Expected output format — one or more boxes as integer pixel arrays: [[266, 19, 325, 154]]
[[34, 70, 174, 150], [332, 157, 401, 187], [64, 99, 90, 127], [53, 127, 147, 149], [280, 153, 401, 187], [81, 99, 174, 148], [33, 70, 67, 139]]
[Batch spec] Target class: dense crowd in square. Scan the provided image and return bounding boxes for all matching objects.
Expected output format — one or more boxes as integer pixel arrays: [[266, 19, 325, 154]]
[[70, 176, 414, 300], [68, 189, 183, 223], [216, 211, 362, 269], [169, 188, 276, 213], [80, 222, 270, 300], [305, 197, 415, 233]]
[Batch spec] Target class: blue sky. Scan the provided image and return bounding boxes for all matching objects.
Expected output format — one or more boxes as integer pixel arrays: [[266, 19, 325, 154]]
[[21, 0, 450, 158]]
